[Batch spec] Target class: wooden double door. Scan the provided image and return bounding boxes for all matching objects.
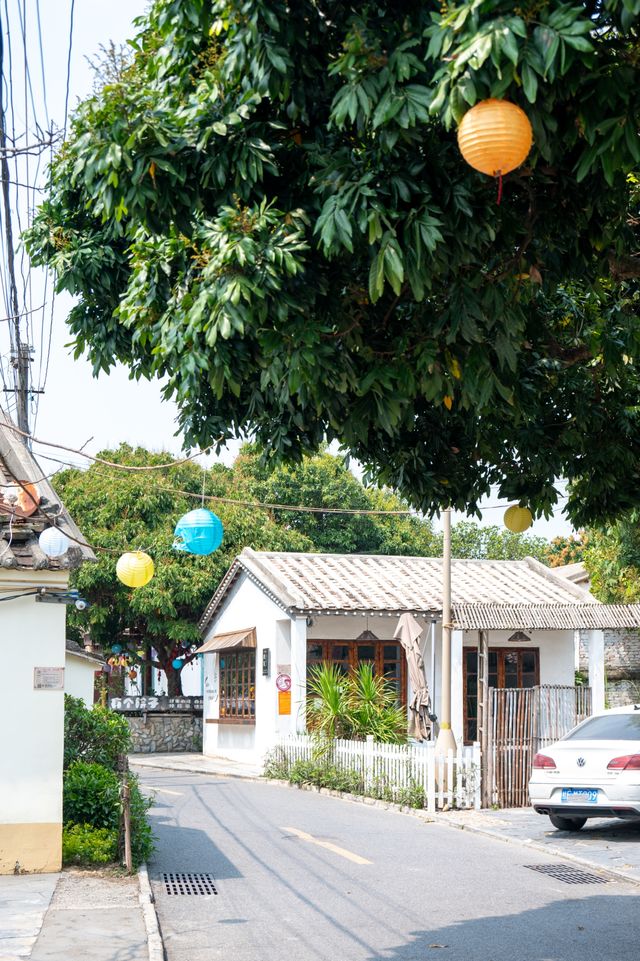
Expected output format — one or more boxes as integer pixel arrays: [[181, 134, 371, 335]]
[[464, 646, 539, 742]]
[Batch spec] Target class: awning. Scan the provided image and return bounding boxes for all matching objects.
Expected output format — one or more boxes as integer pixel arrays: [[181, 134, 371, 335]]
[[195, 627, 256, 655]]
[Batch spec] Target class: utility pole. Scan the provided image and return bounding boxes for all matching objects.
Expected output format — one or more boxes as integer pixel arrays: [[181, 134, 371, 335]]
[[435, 508, 457, 758], [0, 9, 30, 438]]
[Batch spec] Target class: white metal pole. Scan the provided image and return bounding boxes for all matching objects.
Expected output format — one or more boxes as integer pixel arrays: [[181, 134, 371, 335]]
[[436, 508, 457, 755]]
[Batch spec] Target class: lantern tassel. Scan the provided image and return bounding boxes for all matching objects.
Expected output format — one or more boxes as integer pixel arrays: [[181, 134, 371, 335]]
[[497, 172, 503, 206]]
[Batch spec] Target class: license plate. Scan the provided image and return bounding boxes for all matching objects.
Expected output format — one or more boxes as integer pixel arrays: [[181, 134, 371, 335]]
[[561, 788, 598, 804]]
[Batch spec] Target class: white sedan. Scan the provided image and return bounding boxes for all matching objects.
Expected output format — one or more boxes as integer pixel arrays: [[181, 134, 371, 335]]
[[529, 704, 640, 831]]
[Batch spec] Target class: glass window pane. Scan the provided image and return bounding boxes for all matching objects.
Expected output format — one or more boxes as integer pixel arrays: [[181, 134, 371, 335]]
[[384, 644, 400, 660], [383, 662, 400, 679], [522, 651, 536, 673], [332, 645, 350, 660], [357, 644, 375, 661], [307, 643, 324, 660], [466, 650, 478, 673], [564, 714, 640, 740]]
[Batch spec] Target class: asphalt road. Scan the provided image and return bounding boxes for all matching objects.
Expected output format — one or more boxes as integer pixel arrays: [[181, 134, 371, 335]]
[[138, 769, 639, 961]]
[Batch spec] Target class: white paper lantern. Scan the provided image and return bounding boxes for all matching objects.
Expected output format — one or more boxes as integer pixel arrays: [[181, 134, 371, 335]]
[[39, 527, 70, 558]]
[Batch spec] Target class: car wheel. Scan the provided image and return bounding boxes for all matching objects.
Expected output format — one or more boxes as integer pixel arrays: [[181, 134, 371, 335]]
[[548, 815, 587, 832]]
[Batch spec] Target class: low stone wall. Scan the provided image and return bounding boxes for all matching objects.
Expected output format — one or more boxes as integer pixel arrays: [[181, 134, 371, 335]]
[[128, 713, 202, 754]]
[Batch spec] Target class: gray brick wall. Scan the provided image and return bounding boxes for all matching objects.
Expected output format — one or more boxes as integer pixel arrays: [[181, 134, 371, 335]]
[[579, 629, 640, 705]]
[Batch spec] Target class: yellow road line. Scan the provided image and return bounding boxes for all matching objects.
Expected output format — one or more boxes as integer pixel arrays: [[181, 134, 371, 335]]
[[282, 826, 372, 865]]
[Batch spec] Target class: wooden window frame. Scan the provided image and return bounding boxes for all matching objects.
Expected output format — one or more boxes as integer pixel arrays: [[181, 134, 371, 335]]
[[463, 646, 540, 743], [306, 639, 407, 705], [218, 649, 256, 724]]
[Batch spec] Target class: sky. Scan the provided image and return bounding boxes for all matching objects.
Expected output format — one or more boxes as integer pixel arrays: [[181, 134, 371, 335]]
[[0, 1, 575, 541]]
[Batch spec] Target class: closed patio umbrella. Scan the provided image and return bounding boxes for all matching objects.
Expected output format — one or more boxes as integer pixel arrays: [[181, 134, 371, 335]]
[[394, 613, 433, 741]]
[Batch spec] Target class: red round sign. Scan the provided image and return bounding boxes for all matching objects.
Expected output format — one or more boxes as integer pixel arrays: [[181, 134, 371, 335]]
[[276, 673, 292, 692]]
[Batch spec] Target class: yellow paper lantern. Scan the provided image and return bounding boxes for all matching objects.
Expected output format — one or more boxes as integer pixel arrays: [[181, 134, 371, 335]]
[[504, 505, 533, 533], [457, 99, 533, 178], [116, 551, 155, 588]]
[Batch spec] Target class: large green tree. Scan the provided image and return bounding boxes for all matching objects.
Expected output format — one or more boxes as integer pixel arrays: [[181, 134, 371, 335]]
[[27, 1, 640, 528]]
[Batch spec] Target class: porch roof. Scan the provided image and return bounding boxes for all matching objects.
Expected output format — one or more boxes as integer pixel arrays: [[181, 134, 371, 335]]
[[453, 603, 640, 631], [199, 548, 638, 632]]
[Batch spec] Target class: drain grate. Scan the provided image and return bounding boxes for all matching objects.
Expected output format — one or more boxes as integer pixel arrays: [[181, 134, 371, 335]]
[[162, 872, 218, 896], [524, 863, 608, 885]]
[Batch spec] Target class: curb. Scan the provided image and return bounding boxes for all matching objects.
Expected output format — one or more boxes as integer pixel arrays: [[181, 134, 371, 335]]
[[138, 863, 165, 961]]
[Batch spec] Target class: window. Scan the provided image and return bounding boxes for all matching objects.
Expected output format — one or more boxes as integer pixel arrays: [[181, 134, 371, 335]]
[[307, 639, 406, 703], [219, 650, 256, 722], [464, 647, 539, 742], [563, 713, 640, 741]]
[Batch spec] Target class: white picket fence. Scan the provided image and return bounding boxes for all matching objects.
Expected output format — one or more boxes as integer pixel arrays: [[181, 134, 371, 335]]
[[271, 734, 481, 812]]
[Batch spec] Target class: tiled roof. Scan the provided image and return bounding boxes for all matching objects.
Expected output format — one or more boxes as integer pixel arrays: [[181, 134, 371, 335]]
[[198, 548, 636, 632], [0, 407, 95, 571]]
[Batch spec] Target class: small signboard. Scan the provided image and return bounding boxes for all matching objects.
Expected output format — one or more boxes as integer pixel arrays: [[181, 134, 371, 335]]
[[34, 667, 64, 691], [276, 673, 292, 693], [278, 690, 292, 715]]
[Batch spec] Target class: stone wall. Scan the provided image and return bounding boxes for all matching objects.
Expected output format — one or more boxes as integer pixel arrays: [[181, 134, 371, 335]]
[[128, 713, 202, 754], [579, 628, 640, 707]]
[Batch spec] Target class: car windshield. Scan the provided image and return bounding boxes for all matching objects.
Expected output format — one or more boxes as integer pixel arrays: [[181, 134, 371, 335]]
[[563, 713, 640, 741]]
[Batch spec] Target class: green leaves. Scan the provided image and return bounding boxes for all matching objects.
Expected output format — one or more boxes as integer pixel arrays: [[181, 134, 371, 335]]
[[23, 0, 640, 526]]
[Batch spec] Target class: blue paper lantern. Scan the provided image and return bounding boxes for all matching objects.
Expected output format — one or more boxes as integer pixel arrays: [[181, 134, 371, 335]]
[[111, 644, 122, 654], [172, 658, 183, 670], [173, 508, 223, 556]]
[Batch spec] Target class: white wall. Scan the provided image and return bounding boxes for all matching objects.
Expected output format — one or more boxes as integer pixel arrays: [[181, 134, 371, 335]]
[[201, 574, 300, 764], [0, 569, 68, 872], [65, 654, 98, 706]]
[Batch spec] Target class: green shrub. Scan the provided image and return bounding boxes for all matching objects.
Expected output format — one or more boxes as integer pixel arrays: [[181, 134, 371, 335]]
[[63, 762, 154, 869], [263, 747, 290, 779], [62, 823, 118, 865], [64, 695, 131, 771], [63, 762, 121, 830], [306, 663, 408, 744], [128, 772, 154, 868]]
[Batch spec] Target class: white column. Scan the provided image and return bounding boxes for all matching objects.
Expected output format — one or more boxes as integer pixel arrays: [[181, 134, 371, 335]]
[[586, 629, 605, 713], [451, 629, 464, 744], [291, 617, 308, 732]]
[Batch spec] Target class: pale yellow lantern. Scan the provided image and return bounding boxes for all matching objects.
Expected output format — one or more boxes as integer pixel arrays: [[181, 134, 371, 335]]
[[504, 505, 533, 533], [457, 99, 533, 177], [116, 551, 155, 588]]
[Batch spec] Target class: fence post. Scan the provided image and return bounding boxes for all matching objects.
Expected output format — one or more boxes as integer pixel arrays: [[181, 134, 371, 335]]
[[118, 753, 132, 874], [426, 743, 436, 813], [364, 735, 374, 791]]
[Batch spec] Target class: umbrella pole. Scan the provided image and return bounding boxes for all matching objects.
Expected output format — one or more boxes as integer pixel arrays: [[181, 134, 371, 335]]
[[436, 508, 457, 758]]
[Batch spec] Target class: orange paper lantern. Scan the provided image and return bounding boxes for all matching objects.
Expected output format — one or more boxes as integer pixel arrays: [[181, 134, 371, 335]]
[[504, 505, 533, 533], [457, 99, 533, 178]]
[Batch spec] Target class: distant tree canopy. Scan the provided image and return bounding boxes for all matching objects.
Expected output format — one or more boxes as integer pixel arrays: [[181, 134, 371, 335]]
[[25, 1, 640, 528], [545, 532, 587, 568], [58, 443, 552, 692], [584, 514, 640, 603]]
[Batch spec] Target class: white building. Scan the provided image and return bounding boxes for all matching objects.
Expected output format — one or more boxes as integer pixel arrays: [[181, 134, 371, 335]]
[[197, 548, 640, 770], [65, 639, 104, 706], [0, 409, 94, 874]]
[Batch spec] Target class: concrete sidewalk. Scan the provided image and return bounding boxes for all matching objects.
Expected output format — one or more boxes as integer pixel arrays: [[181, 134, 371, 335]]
[[1, 869, 153, 961], [132, 751, 640, 888], [130, 751, 262, 779]]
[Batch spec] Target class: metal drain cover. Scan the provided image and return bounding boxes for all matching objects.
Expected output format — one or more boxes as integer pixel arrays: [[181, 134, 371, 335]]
[[525, 863, 608, 885], [162, 872, 218, 895]]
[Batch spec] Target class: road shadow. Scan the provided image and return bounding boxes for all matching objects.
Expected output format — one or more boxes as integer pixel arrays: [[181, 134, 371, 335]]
[[361, 894, 640, 961], [147, 803, 242, 880]]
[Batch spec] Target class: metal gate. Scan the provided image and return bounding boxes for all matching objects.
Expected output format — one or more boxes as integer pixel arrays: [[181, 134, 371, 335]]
[[489, 685, 592, 808]]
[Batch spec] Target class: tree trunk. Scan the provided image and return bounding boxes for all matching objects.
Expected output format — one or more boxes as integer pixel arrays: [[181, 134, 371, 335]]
[[157, 658, 183, 696]]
